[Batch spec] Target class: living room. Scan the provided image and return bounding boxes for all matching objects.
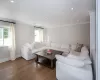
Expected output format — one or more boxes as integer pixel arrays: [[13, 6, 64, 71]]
[[0, 0, 98, 80]]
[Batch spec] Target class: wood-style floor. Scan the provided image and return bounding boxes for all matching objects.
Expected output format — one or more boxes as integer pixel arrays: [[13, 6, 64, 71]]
[[0, 58, 56, 80]]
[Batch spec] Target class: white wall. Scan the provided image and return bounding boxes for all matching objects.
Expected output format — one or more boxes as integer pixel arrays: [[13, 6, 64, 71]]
[[0, 46, 10, 63], [46, 23, 90, 46], [0, 22, 34, 62], [15, 23, 34, 58], [90, 11, 96, 80], [97, 0, 100, 80]]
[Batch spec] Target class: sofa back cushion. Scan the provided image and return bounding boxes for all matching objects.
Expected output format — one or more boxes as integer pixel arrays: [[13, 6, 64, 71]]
[[51, 43, 61, 48], [61, 44, 70, 49], [33, 42, 45, 49], [67, 53, 91, 65], [71, 44, 77, 51], [45, 42, 51, 47]]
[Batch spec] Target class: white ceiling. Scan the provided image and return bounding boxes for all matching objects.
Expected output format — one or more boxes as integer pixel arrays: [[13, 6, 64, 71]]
[[0, 0, 95, 27]]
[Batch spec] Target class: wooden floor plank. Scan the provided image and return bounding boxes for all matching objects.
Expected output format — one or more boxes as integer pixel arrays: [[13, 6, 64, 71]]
[[0, 58, 56, 80]]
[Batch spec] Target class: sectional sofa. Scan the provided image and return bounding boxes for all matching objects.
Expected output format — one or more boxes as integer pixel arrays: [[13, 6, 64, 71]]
[[21, 42, 83, 60], [21, 42, 92, 80]]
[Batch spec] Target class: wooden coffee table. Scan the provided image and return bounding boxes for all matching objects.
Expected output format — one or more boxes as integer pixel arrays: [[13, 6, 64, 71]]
[[35, 49, 63, 69]]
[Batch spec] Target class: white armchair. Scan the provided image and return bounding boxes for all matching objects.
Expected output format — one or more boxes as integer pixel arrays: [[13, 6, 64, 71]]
[[21, 43, 36, 60], [21, 42, 46, 60], [56, 46, 93, 80]]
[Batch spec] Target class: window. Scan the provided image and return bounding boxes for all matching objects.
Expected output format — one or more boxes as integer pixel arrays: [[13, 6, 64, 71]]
[[34, 27, 44, 42], [0, 27, 10, 46]]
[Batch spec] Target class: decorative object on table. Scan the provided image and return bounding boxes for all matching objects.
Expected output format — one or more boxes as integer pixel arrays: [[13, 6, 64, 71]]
[[47, 49, 52, 55]]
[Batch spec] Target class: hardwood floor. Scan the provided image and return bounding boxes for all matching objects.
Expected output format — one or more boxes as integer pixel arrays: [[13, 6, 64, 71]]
[[0, 58, 56, 80]]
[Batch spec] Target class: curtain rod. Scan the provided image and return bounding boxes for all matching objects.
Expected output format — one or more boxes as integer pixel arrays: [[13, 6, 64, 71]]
[[34, 26, 44, 29], [0, 20, 16, 24]]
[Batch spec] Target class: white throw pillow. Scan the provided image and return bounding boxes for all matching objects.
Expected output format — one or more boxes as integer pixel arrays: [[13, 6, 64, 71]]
[[33, 42, 45, 49], [61, 44, 70, 49], [68, 53, 86, 60], [69, 50, 80, 56], [51, 43, 56, 48], [46, 42, 51, 47], [80, 46, 89, 57]]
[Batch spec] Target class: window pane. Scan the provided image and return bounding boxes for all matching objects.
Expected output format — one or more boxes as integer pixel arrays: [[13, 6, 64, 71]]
[[4, 28, 10, 46], [4, 28, 8, 38], [0, 28, 3, 46], [35, 30, 40, 42], [34, 28, 44, 42], [0, 28, 3, 39], [4, 28, 8, 32]]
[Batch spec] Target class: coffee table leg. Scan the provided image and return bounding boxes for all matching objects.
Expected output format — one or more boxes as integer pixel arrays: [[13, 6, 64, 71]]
[[36, 55, 38, 62], [51, 60, 53, 68]]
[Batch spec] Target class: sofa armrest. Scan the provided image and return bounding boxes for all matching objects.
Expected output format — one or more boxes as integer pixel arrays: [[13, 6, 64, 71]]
[[55, 54, 65, 61], [55, 55, 84, 67]]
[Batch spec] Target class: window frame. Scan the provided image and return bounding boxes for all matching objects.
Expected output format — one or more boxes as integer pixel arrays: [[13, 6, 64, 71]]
[[34, 26, 44, 42], [0, 27, 10, 46]]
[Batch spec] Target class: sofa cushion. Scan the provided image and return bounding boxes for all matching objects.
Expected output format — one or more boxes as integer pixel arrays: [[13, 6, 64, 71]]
[[71, 44, 77, 51], [59, 48, 70, 53], [51, 43, 61, 48], [67, 53, 91, 65], [45, 42, 51, 47], [51, 43, 56, 48], [69, 50, 80, 56], [61, 44, 70, 49], [33, 42, 45, 49], [55, 55, 84, 67]]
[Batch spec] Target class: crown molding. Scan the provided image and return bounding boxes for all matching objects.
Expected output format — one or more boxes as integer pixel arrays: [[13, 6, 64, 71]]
[[47, 22, 90, 28]]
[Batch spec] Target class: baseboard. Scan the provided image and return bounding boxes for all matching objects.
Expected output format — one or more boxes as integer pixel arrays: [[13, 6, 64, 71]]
[[0, 55, 22, 63], [0, 57, 10, 63], [16, 54, 21, 58], [0, 54, 22, 63]]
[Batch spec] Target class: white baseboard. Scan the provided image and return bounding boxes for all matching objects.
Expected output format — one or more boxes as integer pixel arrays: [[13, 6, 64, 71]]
[[0, 57, 10, 63], [16, 54, 21, 58], [0, 55, 22, 63]]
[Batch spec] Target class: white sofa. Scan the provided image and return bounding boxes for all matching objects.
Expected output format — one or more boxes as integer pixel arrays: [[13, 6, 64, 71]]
[[21, 42, 80, 60], [21, 42, 87, 60], [56, 46, 93, 80], [21, 42, 93, 80]]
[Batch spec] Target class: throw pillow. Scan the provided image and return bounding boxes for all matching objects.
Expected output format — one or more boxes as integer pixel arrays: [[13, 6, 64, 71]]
[[70, 50, 80, 56], [80, 46, 89, 57], [75, 43, 83, 52], [71, 44, 77, 51]]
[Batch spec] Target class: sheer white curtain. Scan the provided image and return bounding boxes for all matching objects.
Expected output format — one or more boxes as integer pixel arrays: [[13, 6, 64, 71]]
[[0, 21, 16, 60], [9, 23, 16, 60]]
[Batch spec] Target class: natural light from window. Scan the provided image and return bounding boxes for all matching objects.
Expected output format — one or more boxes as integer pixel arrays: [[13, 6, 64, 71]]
[[34, 27, 43, 42], [0, 27, 11, 46]]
